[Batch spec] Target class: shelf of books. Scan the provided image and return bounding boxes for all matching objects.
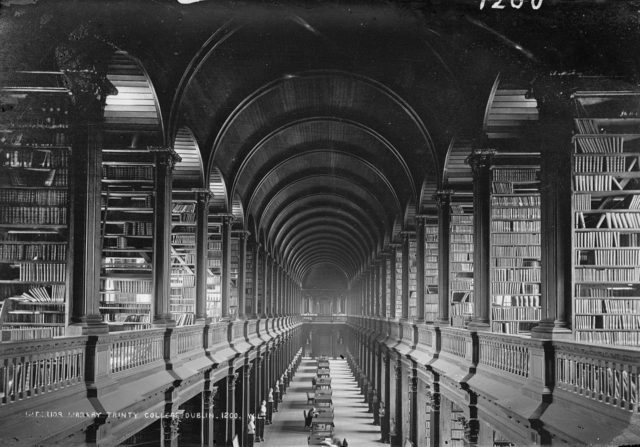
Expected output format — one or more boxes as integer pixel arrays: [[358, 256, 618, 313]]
[[170, 191, 196, 326], [395, 245, 403, 318], [230, 235, 239, 318], [100, 149, 155, 330], [245, 242, 254, 315], [425, 223, 439, 322], [0, 76, 72, 341], [449, 195, 474, 327], [385, 254, 392, 317], [572, 90, 640, 346], [409, 237, 417, 319], [207, 222, 222, 320], [490, 163, 542, 334]]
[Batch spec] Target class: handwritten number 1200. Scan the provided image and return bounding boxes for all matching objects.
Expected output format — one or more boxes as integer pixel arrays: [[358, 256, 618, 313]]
[[480, 0, 543, 9]]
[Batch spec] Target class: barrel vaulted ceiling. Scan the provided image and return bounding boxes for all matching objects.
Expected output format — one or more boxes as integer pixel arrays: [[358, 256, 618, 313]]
[[1, 0, 639, 285]]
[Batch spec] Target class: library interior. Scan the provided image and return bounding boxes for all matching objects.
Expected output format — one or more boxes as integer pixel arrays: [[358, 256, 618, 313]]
[[0, 0, 639, 446]]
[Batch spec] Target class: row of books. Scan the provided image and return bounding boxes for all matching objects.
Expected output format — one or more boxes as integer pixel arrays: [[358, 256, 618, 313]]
[[451, 243, 473, 252], [451, 280, 473, 291], [7, 312, 65, 324], [208, 241, 222, 250], [451, 215, 473, 225], [575, 331, 640, 346], [0, 243, 66, 261], [491, 208, 541, 220], [491, 220, 540, 232], [0, 131, 69, 147], [575, 314, 640, 330], [451, 233, 473, 243], [491, 306, 541, 321], [451, 301, 473, 315], [1, 326, 65, 341], [172, 234, 196, 244], [574, 155, 629, 173], [1, 148, 69, 168], [575, 298, 640, 314], [491, 196, 540, 207], [0, 206, 67, 225], [493, 168, 538, 182], [574, 231, 640, 248], [492, 233, 541, 246], [574, 267, 640, 283], [102, 280, 152, 294], [574, 284, 639, 298], [100, 302, 151, 309], [0, 189, 67, 206], [7, 168, 69, 187], [175, 312, 196, 326], [574, 133, 624, 153], [492, 257, 540, 267], [451, 225, 473, 234], [16, 263, 66, 282], [11, 285, 65, 302], [121, 222, 153, 236], [170, 287, 196, 299], [451, 263, 473, 272], [103, 165, 154, 181], [574, 174, 624, 191], [172, 203, 196, 213], [492, 268, 541, 282], [170, 275, 195, 287], [589, 212, 640, 229], [491, 321, 536, 334], [577, 248, 640, 266], [491, 282, 540, 295], [492, 294, 540, 307], [451, 252, 473, 262], [573, 194, 592, 211]]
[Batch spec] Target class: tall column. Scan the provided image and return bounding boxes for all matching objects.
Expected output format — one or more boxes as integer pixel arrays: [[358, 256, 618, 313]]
[[60, 38, 114, 335], [226, 371, 238, 443], [252, 242, 260, 318], [434, 190, 452, 326], [240, 364, 252, 447], [196, 191, 212, 322], [266, 254, 273, 318], [202, 381, 218, 447], [152, 147, 181, 326], [530, 78, 574, 337], [381, 253, 388, 318], [466, 149, 494, 331], [401, 233, 410, 321], [261, 248, 269, 318], [389, 245, 397, 319], [69, 121, 107, 333], [221, 215, 233, 319], [237, 231, 248, 319], [391, 357, 403, 446], [416, 216, 426, 322], [409, 367, 418, 445], [374, 263, 380, 317]]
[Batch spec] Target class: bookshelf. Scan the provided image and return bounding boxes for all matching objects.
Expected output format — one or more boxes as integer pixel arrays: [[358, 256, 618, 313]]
[[100, 149, 154, 330], [230, 235, 239, 318], [425, 224, 439, 322], [207, 221, 222, 320], [245, 242, 254, 315], [408, 237, 417, 319], [170, 192, 196, 326], [449, 197, 474, 327], [385, 254, 392, 317], [572, 91, 640, 346], [490, 164, 542, 334], [0, 78, 72, 341]]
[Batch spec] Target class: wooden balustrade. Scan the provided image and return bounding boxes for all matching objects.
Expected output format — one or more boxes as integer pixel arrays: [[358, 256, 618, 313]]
[[0, 336, 86, 405], [418, 326, 433, 347], [232, 322, 244, 341], [174, 325, 203, 355], [555, 341, 640, 413], [109, 329, 165, 374], [208, 321, 227, 346], [477, 333, 530, 378], [440, 328, 467, 359]]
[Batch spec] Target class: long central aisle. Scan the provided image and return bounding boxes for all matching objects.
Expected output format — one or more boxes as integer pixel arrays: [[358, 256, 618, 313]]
[[262, 358, 381, 447]]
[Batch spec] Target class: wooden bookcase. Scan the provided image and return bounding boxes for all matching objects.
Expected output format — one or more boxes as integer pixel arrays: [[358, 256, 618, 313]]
[[100, 149, 154, 330], [449, 402, 465, 447], [230, 235, 239, 318], [170, 191, 197, 326], [395, 245, 403, 318], [245, 242, 254, 315], [0, 77, 72, 341], [572, 90, 640, 346], [408, 237, 417, 319], [207, 221, 222, 320], [424, 223, 439, 322], [449, 196, 474, 327], [490, 163, 542, 334]]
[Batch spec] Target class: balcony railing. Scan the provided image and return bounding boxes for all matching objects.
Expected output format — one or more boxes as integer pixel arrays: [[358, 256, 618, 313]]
[[0, 336, 85, 406], [109, 328, 166, 374], [478, 332, 530, 379], [555, 340, 640, 414]]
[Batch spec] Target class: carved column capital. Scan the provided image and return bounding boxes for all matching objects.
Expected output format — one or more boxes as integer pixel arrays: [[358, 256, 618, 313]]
[[196, 189, 213, 206], [466, 149, 496, 175], [433, 189, 453, 208], [150, 147, 182, 172]]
